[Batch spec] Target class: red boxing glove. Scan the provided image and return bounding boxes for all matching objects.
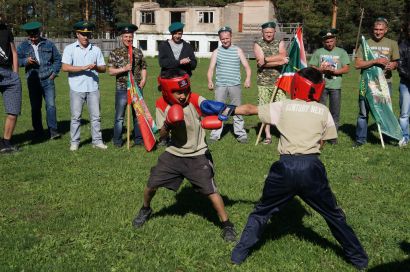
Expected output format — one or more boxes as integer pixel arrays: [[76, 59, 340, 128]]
[[164, 104, 184, 130], [201, 116, 222, 130]]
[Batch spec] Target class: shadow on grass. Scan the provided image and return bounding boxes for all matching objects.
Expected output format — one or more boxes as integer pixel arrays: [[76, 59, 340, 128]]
[[368, 241, 410, 272], [339, 123, 399, 146], [152, 186, 256, 227], [252, 122, 280, 141], [219, 124, 250, 141], [246, 198, 346, 261], [13, 119, 72, 146]]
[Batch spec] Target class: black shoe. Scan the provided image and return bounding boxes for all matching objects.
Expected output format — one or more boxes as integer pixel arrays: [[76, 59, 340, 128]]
[[221, 225, 237, 242], [132, 207, 152, 228], [352, 142, 364, 148], [0, 139, 19, 154], [50, 132, 61, 140]]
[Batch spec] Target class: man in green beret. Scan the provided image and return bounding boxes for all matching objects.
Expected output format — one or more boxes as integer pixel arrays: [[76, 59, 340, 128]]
[[309, 28, 350, 144], [0, 13, 22, 153], [17, 21, 62, 140], [108, 23, 147, 148], [254, 21, 288, 144], [61, 21, 107, 151], [158, 22, 197, 77]]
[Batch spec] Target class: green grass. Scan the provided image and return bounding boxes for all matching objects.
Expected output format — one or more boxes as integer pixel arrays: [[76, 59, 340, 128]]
[[0, 58, 409, 271]]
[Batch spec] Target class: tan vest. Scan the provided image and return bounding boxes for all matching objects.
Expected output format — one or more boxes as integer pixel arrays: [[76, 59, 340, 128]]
[[258, 99, 337, 154]]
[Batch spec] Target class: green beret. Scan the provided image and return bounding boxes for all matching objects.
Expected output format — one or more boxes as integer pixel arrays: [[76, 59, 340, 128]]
[[319, 28, 338, 39], [21, 21, 42, 31], [73, 21, 95, 33], [218, 26, 232, 34], [168, 22, 184, 33], [116, 23, 138, 34], [261, 21, 276, 29]]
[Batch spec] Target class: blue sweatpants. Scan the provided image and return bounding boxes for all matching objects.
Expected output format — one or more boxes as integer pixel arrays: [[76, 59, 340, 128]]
[[231, 154, 368, 269]]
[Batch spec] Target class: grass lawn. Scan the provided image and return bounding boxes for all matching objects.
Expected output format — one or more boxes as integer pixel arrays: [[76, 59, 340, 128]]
[[0, 57, 409, 271]]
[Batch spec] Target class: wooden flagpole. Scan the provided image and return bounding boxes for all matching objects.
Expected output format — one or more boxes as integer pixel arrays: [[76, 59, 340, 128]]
[[377, 124, 385, 149], [331, 0, 338, 28], [354, 8, 365, 56]]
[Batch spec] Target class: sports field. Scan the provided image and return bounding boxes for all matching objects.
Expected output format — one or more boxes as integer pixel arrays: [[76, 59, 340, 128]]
[[0, 58, 409, 271]]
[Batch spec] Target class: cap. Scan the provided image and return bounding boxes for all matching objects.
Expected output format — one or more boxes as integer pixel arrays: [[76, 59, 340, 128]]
[[261, 21, 276, 29], [21, 21, 42, 33], [218, 26, 232, 34], [116, 23, 138, 34], [319, 28, 338, 39], [168, 22, 184, 33], [73, 21, 95, 33], [375, 17, 388, 26]]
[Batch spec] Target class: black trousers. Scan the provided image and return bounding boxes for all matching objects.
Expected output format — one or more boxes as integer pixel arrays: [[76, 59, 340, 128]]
[[231, 154, 368, 269]]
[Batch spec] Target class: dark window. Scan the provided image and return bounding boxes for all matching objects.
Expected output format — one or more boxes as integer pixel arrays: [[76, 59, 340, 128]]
[[156, 40, 162, 51], [141, 11, 155, 24], [199, 11, 213, 23], [189, 41, 199, 52], [209, 41, 218, 52], [139, 40, 147, 51], [170, 12, 184, 23]]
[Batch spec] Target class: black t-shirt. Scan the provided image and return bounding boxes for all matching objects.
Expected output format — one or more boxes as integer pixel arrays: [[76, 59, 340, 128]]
[[0, 25, 13, 68]]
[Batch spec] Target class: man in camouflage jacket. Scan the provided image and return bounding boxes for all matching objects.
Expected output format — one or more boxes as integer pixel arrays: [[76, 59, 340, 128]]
[[253, 21, 288, 144], [108, 23, 147, 147]]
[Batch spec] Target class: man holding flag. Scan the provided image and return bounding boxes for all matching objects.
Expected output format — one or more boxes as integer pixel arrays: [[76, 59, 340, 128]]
[[354, 17, 400, 147], [254, 21, 288, 144], [108, 23, 147, 148]]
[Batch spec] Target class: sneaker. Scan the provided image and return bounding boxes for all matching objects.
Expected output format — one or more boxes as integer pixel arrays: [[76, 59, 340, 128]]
[[237, 137, 248, 144], [221, 225, 237, 242], [398, 137, 408, 148], [0, 139, 19, 154], [93, 143, 108, 150], [208, 137, 218, 144], [70, 143, 79, 151], [50, 132, 61, 140], [352, 142, 364, 148], [132, 207, 153, 228]]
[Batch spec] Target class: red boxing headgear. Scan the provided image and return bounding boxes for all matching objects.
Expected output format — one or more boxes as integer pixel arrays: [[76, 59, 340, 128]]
[[158, 73, 191, 106], [291, 70, 325, 102]]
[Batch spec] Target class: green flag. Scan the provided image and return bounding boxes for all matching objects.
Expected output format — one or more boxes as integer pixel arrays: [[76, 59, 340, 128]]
[[359, 35, 402, 141]]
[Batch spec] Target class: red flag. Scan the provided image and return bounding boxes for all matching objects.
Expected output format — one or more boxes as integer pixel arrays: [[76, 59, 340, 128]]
[[275, 26, 307, 93]]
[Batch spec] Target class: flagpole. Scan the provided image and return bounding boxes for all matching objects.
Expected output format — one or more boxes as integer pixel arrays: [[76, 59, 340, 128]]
[[354, 8, 365, 57], [127, 104, 131, 150], [377, 123, 385, 149]]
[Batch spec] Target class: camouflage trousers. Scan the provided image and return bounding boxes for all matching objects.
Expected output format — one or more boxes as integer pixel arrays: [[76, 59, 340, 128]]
[[257, 85, 287, 105]]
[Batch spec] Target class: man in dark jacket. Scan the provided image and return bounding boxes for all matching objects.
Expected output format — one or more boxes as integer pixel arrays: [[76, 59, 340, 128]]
[[398, 21, 410, 147], [17, 21, 62, 139], [158, 22, 197, 77]]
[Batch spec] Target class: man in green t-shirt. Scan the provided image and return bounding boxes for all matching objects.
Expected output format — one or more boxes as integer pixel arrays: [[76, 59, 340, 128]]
[[353, 17, 399, 147], [309, 28, 350, 144]]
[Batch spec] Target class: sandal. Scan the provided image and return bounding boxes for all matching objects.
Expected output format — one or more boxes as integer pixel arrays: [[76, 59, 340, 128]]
[[263, 138, 272, 145]]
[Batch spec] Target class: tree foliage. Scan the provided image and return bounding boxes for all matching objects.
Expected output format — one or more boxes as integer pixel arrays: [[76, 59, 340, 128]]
[[1, 0, 408, 51]]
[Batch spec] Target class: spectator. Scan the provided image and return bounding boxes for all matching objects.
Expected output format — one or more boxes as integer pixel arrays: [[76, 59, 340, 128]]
[[207, 26, 251, 144], [158, 22, 197, 77], [254, 21, 288, 144], [61, 21, 107, 151], [398, 21, 410, 147], [354, 17, 399, 147], [0, 13, 22, 154], [17, 21, 62, 140], [309, 28, 350, 144], [108, 23, 147, 148]]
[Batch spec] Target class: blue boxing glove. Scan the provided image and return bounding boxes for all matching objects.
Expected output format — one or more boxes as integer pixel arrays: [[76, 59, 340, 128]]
[[200, 100, 226, 116], [200, 100, 236, 121]]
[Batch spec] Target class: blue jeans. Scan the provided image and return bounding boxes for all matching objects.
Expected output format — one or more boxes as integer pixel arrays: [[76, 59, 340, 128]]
[[112, 88, 142, 145], [70, 90, 103, 145], [356, 82, 392, 143], [320, 88, 341, 130], [27, 75, 57, 133], [399, 81, 410, 141]]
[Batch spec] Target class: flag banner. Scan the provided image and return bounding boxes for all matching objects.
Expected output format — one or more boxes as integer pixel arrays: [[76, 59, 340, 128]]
[[127, 45, 157, 151], [275, 26, 307, 93], [359, 35, 402, 141]]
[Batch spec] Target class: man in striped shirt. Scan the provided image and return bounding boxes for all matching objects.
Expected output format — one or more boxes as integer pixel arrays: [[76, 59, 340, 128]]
[[207, 26, 251, 143]]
